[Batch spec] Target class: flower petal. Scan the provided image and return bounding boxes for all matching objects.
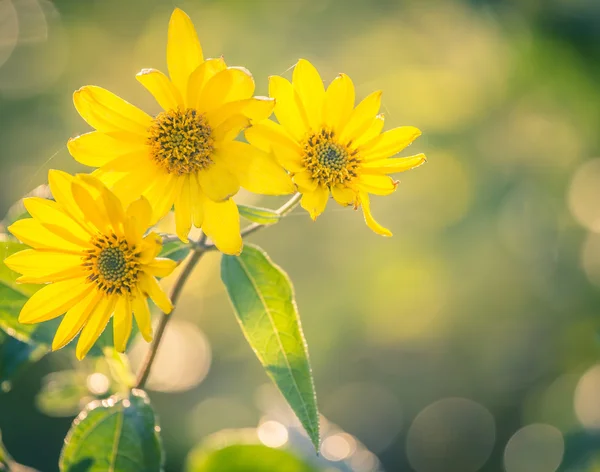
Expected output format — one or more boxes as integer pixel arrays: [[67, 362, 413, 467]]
[[331, 185, 357, 206], [144, 174, 181, 224], [197, 160, 239, 202], [351, 113, 384, 149], [361, 153, 427, 175], [125, 196, 153, 240], [68, 131, 146, 168], [174, 175, 192, 242], [19, 278, 92, 324], [245, 120, 300, 154], [293, 171, 318, 192], [139, 273, 173, 314], [190, 175, 205, 227], [359, 126, 422, 161], [73, 86, 152, 136], [202, 198, 242, 255], [198, 67, 255, 114], [208, 97, 275, 128], [113, 296, 133, 353], [356, 174, 398, 196], [48, 169, 97, 232], [167, 8, 204, 96], [212, 114, 250, 143], [138, 232, 162, 264], [218, 141, 294, 195], [5, 249, 84, 282], [70, 181, 111, 234], [8, 219, 84, 253], [186, 57, 227, 108], [300, 186, 329, 220], [136, 68, 184, 111], [269, 75, 310, 141], [292, 59, 325, 129], [77, 174, 126, 236], [359, 192, 391, 236], [52, 290, 102, 351], [272, 144, 305, 173], [75, 295, 116, 360], [145, 258, 178, 278], [132, 291, 152, 342], [323, 73, 355, 135], [339, 90, 382, 145]]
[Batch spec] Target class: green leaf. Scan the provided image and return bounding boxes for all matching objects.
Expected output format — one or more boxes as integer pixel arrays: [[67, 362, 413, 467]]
[[159, 239, 191, 263], [59, 389, 163, 472], [221, 244, 320, 450], [0, 332, 46, 389], [186, 444, 317, 472], [238, 205, 281, 226]]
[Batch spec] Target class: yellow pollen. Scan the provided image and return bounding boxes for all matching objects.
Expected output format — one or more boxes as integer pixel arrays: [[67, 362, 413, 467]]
[[302, 128, 359, 187], [83, 234, 141, 295], [148, 108, 214, 175]]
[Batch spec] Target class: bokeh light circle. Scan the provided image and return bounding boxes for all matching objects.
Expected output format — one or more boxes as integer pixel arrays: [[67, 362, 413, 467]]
[[503, 424, 564, 472], [406, 397, 495, 472], [568, 159, 600, 233], [574, 364, 600, 429]]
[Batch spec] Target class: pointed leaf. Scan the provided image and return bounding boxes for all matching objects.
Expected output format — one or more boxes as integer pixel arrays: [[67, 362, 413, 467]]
[[59, 389, 162, 472], [221, 244, 319, 449], [237, 205, 281, 226]]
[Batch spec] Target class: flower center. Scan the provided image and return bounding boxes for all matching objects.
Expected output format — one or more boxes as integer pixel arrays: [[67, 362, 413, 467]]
[[83, 234, 141, 295], [147, 108, 215, 175], [302, 129, 359, 187]]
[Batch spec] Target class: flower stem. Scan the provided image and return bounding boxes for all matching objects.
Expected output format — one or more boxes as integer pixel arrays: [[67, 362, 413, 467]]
[[134, 193, 302, 389], [134, 234, 207, 389]]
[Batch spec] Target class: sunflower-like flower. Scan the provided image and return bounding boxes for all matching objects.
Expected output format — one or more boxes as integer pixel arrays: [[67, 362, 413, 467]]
[[68, 9, 293, 255], [246, 59, 426, 236], [4, 171, 177, 359]]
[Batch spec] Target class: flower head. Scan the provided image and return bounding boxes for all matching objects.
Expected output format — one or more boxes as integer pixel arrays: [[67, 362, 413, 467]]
[[68, 8, 293, 255], [246, 59, 426, 236], [4, 171, 177, 359]]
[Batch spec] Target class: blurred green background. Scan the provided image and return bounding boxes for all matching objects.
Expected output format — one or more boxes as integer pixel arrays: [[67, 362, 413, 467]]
[[2, 0, 600, 470]]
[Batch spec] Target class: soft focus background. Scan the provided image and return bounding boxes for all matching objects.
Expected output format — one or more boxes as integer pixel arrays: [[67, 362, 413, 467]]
[[2, 0, 600, 470]]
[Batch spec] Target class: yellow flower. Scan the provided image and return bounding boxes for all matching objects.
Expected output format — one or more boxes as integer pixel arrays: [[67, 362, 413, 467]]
[[246, 59, 426, 236], [4, 171, 177, 360], [68, 8, 293, 255]]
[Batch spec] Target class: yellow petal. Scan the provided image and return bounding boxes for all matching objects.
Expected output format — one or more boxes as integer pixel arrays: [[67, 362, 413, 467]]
[[207, 97, 275, 128], [70, 181, 111, 234], [174, 176, 192, 242], [132, 291, 152, 342], [361, 153, 427, 175], [144, 174, 181, 224], [331, 185, 357, 206], [76, 295, 116, 360], [359, 126, 422, 161], [359, 192, 391, 236], [218, 141, 294, 195], [47, 170, 95, 232], [125, 196, 153, 240], [24, 197, 91, 246], [356, 174, 398, 196], [202, 198, 242, 255], [52, 290, 103, 351], [292, 59, 325, 129], [293, 171, 318, 192], [245, 120, 300, 154], [167, 8, 204, 96], [68, 131, 146, 168], [19, 278, 92, 324], [323, 73, 355, 135], [186, 57, 227, 108], [269, 75, 310, 141], [139, 273, 173, 314], [136, 68, 184, 111], [351, 113, 384, 149], [339, 90, 382, 145], [190, 175, 205, 227], [197, 160, 239, 202], [5, 249, 83, 280], [300, 186, 329, 220], [8, 219, 84, 253], [77, 174, 126, 236], [113, 296, 133, 353], [212, 114, 250, 143], [145, 258, 178, 278], [272, 144, 305, 173], [198, 67, 255, 114], [138, 232, 162, 264], [73, 86, 152, 136], [99, 153, 158, 207]]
